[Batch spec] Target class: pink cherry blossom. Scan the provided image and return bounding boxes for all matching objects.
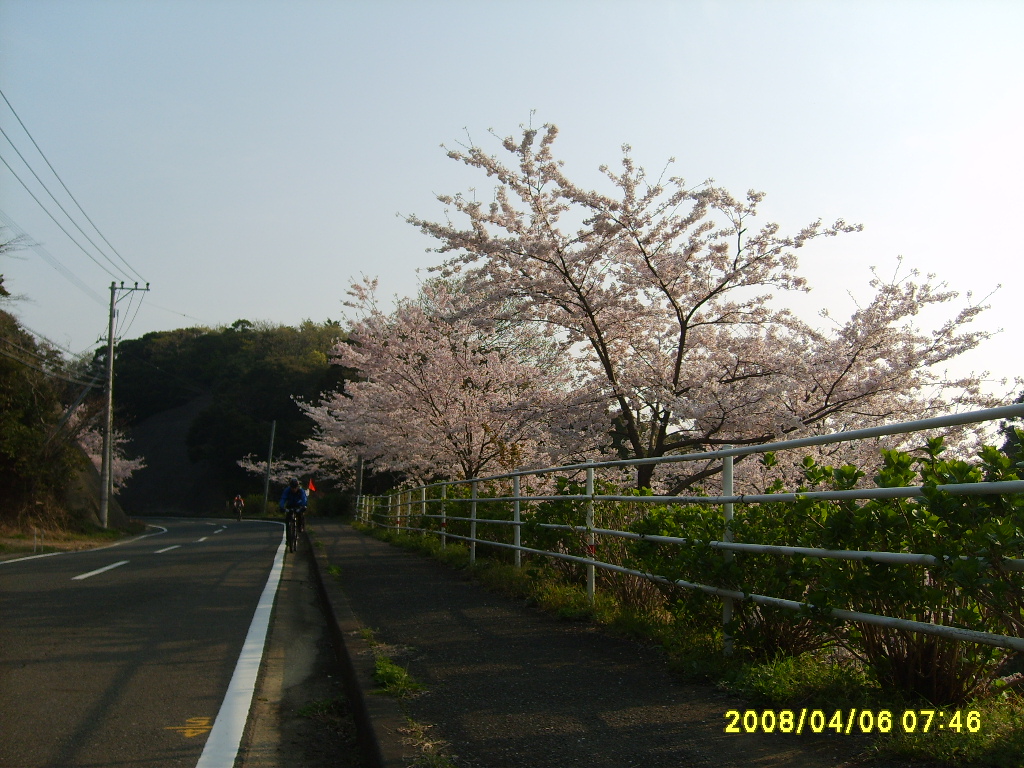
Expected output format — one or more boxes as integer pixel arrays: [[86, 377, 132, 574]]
[[406, 123, 1001, 491], [298, 277, 606, 483]]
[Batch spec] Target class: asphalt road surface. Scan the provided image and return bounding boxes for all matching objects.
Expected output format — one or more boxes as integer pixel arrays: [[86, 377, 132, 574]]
[[0, 518, 284, 768]]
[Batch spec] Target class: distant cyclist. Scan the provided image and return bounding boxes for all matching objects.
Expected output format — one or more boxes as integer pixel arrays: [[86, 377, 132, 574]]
[[279, 478, 307, 533], [232, 494, 245, 521]]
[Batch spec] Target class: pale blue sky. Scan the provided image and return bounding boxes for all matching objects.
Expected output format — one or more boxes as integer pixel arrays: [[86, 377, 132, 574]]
[[1, 0, 1021, 394]]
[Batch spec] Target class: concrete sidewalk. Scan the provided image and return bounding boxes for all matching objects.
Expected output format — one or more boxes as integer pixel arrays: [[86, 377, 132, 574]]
[[307, 519, 876, 768]]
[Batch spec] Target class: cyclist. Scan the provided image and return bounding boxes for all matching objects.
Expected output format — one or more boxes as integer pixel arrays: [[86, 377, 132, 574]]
[[279, 478, 308, 535], [232, 494, 245, 521]]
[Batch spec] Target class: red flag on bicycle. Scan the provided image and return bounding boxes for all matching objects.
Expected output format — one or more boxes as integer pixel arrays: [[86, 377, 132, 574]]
[[307, 478, 316, 492]]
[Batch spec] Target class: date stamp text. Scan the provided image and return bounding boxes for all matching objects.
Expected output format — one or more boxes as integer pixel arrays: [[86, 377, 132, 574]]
[[724, 709, 981, 735]]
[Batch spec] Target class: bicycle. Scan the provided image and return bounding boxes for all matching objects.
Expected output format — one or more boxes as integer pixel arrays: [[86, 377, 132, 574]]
[[284, 504, 305, 553], [284, 505, 299, 552]]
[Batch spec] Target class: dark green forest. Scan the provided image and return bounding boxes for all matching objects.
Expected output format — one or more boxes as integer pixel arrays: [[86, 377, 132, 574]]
[[0, 297, 87, 524], [112, 318, 352, 512]]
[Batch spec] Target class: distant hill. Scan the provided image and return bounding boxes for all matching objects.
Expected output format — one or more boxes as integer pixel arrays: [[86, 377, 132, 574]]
[[112, 321, 351, 515], [118, 394, 224, 516]]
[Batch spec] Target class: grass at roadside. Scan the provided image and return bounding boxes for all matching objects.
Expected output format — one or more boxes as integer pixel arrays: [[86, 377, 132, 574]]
[[353, 521, 1024, 768], [0, 519, 148, 558]]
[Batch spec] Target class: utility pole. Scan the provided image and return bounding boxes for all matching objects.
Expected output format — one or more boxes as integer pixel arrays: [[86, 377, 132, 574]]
[[99, 281, 150, 528], [261, 420, 276, 515]]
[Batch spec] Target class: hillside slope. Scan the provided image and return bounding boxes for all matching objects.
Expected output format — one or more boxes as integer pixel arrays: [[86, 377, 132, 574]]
[[65, 448, 132, 529], [118, 394, 225, 516]]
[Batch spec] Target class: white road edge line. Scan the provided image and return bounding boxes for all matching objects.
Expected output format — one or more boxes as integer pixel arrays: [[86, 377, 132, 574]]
[[72, 560, 130, 581], [1, 525, 168, 566], [196, 527, 286, 768], [155, 545, 181, 554]]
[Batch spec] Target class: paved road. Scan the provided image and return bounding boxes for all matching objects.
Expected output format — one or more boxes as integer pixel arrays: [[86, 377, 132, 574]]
[[0, 518, 283, 768], [311, 520, 879, 768]]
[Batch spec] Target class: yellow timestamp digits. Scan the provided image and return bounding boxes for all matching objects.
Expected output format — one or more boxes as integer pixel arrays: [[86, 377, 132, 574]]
[[723, 709, 981, 735]]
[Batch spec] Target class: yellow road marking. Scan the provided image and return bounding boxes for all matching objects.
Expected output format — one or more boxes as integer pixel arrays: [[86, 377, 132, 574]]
[[165, 717, 212, 738]]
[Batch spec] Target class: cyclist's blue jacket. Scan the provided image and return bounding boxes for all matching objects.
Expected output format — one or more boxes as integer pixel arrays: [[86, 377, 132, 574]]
[[279, 486, 308, 510]]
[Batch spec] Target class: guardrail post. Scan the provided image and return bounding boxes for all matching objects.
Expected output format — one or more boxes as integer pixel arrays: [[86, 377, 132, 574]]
[[586, 466, 596, 606], [470, 480, 478, 565], [722, 446, 735, 656], [513, 475, 522, 569], [441, 484, 447, 549], [420, 486, 427, 536]]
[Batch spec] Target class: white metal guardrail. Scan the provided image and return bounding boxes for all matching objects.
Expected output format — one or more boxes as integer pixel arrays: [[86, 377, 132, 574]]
[[358, 404, 1024, 653]]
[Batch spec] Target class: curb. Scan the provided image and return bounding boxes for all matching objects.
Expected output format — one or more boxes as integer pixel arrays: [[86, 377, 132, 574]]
[[305, 527, 411, 768]]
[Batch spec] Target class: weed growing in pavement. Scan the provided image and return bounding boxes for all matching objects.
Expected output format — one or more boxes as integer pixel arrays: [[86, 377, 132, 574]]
[[358, 627, 378, 645], [357, 624, 459, 762], [373, 656, 423, 698], [356, 624, 424, 698], [297, 696, 348, 723], [400, 718, 457, 768]]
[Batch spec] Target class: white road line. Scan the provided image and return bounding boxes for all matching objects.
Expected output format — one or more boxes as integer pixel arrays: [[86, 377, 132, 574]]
[[72, 560, 129, 581], [155, 545, 181, 554], [0, 525, 168, 566], [195, 531, 286, 768], [213, 528, 225, 534], [196, 537, 208, 543]]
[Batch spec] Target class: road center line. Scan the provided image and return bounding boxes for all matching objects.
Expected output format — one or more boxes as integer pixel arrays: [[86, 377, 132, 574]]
[[72, 560, 129, 581], [155, 545, 181, 554], [196, 537, 208, 542]]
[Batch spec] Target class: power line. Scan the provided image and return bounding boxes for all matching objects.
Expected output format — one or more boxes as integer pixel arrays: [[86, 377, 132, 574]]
[[0, 209, 107, 305], [0, 87, 146, 283], [17, 319, 105, 358], [0, 151, 123, 281], [0, 334, 63, 365], [0, 345, 100, 388], [0, 125, 134, 282], [118, 288, 147, 341], [145, 301, 205, 323]]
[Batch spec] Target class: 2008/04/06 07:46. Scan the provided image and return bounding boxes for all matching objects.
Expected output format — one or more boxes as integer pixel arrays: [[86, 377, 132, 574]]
[[724, 709, 981, 735]]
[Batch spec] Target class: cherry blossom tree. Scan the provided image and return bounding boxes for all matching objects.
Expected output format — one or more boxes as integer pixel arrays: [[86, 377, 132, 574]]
[[407, 123, 996, 491], [299, 277, 603, 483], [76, 420, 146, 493], [236, 455, 320, 488]]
